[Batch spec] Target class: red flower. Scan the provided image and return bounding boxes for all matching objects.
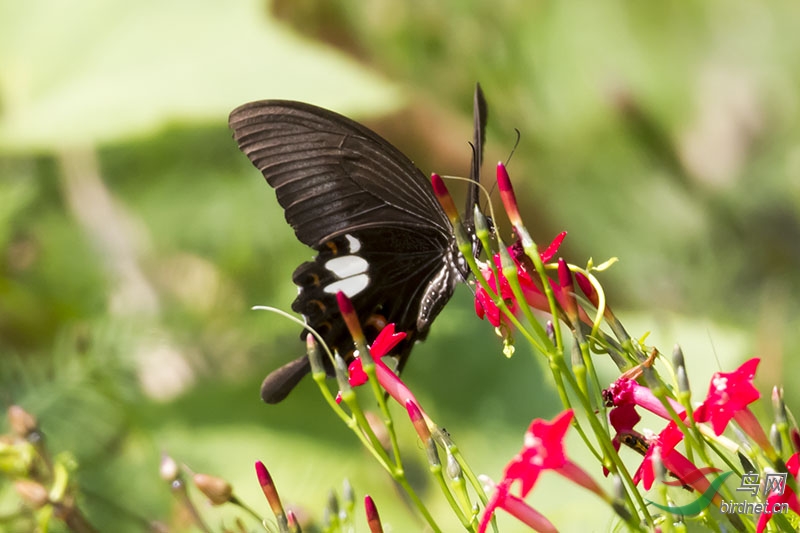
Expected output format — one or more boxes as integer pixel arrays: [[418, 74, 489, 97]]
[[335, 324, 428, 420], [757, 453, 800, 533], [693, 358, 775, 458], [604, 377, 685, 422], [694, 358, 760, 435], [604, 403, 645, 476], [478, 410, 604, 533], [636, 421, 684, 489], [474, 233, 566, 328]]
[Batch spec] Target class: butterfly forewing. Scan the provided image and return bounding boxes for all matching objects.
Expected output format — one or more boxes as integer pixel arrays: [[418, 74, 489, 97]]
[[229, 101, 452, 247]]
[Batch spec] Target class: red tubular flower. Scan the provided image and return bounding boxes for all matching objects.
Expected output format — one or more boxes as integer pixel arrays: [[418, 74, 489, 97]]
[[474, 233, 567, 328], [757, 453, 800, 533], [604, 377, 686, 421], [557, 258, 577, 322], [636, 422, 683, 489], [478, 410, 604, 532], [334, 324, 427, 417], [693, 358, 774, 457], [604, 403, 645, 476], [478, 482, 557, 533], [694, 358, 760, 433], [633, 421, 724, 511]]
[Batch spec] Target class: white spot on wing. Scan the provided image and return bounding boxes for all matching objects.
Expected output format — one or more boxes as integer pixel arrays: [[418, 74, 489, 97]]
[[324, 274, 370, 297], [325, 255, 368, 278], [345, 234, 362, 253]]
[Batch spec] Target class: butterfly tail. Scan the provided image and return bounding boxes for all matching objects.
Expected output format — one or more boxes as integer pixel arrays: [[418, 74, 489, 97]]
[[260, 355, 312, 404]]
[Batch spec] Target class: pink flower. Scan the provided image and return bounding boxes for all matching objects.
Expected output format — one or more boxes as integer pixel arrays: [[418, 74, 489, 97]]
[[478, 410, 604, 532], [474, 233, 566, 328]]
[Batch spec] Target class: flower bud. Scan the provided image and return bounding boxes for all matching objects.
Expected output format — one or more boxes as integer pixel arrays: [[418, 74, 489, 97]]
[[431, 173, 460, 225], [306, 335, 325, 377], [333, 354, 352, 397], [496, 162, 522, 227], [545, 321, 556, 345], [8, 405, 38, 438], [425, 438, 441, 468], [336, 292, 365, 345], [772, 386, 787, 425], [446, 452, 462, 481], [406, 400, 431, 441], [770, 424, 782, 456], [574, 272, 599, 308], [15, 480, 48, 508], [192, 473, 232, 505], [791, 428, 800, 453], [473, 204, 491, 241], [255, 461, 285, 516], [364, 495, 384, 533], [343, 478, 354, 509], [327, 489, 340, 518], [159, 453, 179, 483]]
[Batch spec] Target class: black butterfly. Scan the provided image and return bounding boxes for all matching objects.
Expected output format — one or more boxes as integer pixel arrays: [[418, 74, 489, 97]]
[[229, 84, 487, 403]]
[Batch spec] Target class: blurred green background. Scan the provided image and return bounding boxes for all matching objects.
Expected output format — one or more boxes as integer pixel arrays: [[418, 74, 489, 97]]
[[2, 0, 799, 531]]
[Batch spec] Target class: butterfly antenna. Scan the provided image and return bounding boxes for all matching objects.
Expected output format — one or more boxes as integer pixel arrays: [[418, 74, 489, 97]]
[[505, 128, 521, 167]]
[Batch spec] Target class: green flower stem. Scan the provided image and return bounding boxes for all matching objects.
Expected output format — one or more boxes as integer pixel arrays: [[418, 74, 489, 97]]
[[497, 243, 552, 350], [515, 227, 564, 350], [355, 338, 404, 469], [338, 389, 441, 532], [171, 477, 213, 533], [574, 401, 652, 527], [432, 430, 491, 509], [646, 372, 701, 463], [447, 466, 475, 526], [337, 388, 393, 471], [425, 440, 473, 530], [655, 496, 675, 533], [395, 475, 442, 533], [230, 495, 268, 527], [566, 270, 639, 369], [702, 437, 742, 478], [310, 371, 355, 425], [697, 509, 724, 533], [497, 242, 651, 526], [574, 330, 606, 423], [494, 250, 605, 464], [650, 384, 744, 513], [456, 239, 544, 353], [571, 344, 590, 402]]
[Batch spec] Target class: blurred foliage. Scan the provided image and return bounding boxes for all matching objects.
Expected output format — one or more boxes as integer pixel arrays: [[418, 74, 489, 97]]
[[1, 0, 798, 531]]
